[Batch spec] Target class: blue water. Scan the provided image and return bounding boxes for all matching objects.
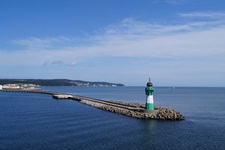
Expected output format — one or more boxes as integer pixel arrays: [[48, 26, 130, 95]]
[[1, 87, 225, 150]]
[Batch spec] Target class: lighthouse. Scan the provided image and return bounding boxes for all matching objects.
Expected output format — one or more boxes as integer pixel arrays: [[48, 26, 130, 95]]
[[145, 81, 154, 111]]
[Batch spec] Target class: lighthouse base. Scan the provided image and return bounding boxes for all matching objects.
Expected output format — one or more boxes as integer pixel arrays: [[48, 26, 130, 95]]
[[146, 103, 154, 110]]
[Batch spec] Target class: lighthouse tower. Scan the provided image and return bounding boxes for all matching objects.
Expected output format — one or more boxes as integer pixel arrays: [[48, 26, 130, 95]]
[[145, 81, 154, 111]]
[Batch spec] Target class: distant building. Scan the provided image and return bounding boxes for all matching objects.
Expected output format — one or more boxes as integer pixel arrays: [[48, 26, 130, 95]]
[[0, 85, 2, 90], [2, 84, 20, 89]]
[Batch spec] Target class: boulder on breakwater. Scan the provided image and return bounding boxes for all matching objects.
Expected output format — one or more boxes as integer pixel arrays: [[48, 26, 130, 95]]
[[80, 100, 185, 121]]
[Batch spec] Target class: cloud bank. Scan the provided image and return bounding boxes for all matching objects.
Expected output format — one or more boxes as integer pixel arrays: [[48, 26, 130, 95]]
[[1, 11, 225, 85], [2, 12, 225, 64]]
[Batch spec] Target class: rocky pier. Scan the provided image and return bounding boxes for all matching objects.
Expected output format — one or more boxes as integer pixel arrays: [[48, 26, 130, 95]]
[[1, 88, 185, 121], [81, 100, 185, 120]]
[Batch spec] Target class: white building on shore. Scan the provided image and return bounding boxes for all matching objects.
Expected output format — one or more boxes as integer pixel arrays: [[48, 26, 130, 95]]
[[0, 85, 2, 90], [2, 84, 20, 89]]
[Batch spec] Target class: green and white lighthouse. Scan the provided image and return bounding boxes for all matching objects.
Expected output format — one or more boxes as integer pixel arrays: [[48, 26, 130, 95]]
[[145, 81, 154, 111]]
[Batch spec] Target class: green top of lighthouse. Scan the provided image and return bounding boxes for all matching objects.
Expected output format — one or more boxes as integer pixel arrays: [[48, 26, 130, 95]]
[[145, 81, 154, 96]]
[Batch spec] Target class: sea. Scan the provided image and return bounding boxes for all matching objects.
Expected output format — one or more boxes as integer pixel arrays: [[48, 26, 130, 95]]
[[0, 86, 225, 150]]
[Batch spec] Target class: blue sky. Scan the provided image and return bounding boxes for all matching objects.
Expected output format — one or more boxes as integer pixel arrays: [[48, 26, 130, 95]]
[[0, 0, 225, 86]]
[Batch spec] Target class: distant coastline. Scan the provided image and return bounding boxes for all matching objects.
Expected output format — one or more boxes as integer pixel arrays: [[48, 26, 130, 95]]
[[0, 79, 125, 87]]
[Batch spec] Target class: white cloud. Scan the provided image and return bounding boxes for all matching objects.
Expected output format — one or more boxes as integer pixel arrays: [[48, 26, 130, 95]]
[[166, 0, 187, 4], [69, 61, 78, 66], [152, 0, 188, 4], [179, 11, 225, 19], [42, 60, 78, 67], [1, 12, 225, 85], [1, 15, 225, 65], [10, 36, 75, 50]]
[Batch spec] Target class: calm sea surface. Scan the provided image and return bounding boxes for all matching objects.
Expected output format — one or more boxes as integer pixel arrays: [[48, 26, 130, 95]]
[[1, 86, 225, 150]]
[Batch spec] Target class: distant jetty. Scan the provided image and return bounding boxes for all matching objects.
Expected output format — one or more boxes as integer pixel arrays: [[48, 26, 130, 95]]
[[1, 88, 185, 121]]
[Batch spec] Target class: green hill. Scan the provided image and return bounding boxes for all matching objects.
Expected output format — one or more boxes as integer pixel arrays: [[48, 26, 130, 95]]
[[0, 79, 125, 87]]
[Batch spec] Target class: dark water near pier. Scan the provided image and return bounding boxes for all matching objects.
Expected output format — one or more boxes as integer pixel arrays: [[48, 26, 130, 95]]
[[1, 86, 225, 150]]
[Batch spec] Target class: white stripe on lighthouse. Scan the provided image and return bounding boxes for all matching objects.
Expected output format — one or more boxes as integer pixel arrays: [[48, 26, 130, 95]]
[[147, 95, 154, 103]]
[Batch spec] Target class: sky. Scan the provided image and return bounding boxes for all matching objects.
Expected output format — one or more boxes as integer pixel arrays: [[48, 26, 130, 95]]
[[0, 0, 225, 86]]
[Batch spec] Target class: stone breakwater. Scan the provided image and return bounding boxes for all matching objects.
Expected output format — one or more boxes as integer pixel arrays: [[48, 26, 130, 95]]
[[80, 100, 185, 121], [1, 88, 185, 121]]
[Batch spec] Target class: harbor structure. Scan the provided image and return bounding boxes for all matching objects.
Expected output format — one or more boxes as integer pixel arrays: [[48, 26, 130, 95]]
[[1, 87, 184, 120], [145, 81, 154, 111]]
